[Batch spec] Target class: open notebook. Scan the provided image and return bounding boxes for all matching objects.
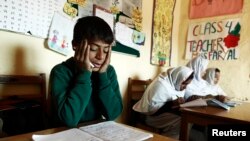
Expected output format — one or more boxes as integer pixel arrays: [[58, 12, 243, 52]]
[[180, 98, 233, 110], [180, 98, 208, 108], [32, 121, 153, 141]]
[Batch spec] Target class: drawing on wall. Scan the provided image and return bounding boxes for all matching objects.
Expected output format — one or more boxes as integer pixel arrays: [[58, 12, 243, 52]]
[[189, 0, 243, 19], [0, 0, 145, 57], [60, 0, 144, 57], [185, 18, 241, 60], [114, 22, 145, 57], [151, 0, 176, 66], [48, 12, 74, 55]]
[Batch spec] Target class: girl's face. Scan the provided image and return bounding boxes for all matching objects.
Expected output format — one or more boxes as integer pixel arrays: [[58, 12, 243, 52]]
[[88, 40, 111, 72], [180, 79, 192, 91], [214, 72, 220, 84], [201, 70, 206, 79]]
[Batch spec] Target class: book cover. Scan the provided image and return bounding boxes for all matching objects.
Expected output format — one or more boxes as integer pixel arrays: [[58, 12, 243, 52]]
[[206, 99, 231, 110]]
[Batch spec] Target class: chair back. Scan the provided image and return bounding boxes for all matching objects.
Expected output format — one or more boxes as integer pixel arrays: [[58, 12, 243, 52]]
[[127, 77, 152, 125], [0, 73, 47, 135]]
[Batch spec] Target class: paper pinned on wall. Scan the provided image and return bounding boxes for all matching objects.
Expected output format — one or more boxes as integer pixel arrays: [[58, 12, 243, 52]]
[[47, 12, 75, 56], [189, 0, 243, 19], [93, 4, 115, 32], [115, 22, 144, 51]]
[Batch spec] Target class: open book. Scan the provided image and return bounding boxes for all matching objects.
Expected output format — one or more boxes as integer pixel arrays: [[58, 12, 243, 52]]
[[180, 98, 232, 110], [32, 121, 153, 141], [180, 98, 208, 108]]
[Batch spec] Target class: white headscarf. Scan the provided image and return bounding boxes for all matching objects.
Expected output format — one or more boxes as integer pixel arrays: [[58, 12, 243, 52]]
[[186, 54, 209, 81], [185, 54, 212, 99], [204, 68, 226, 96], [133, 66, 193, 115], [204, 68, 216, 85], [167, 66, 194, 91]]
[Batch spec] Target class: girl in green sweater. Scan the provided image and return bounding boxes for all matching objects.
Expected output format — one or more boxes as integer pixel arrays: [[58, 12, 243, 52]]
[[49, 16, 123, 127]]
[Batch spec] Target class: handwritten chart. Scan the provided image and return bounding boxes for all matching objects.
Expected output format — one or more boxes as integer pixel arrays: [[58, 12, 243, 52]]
[[0, 0, 60, 38]]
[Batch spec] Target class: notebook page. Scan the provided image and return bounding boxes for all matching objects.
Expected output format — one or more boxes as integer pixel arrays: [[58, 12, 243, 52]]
[[79, 121, 153, 141], [180, 98, 207, 108], [32, 128, 102, 141]]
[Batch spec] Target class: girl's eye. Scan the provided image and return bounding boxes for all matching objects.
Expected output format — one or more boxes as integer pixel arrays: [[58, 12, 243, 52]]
[[104, 48, 109, 53], [90, 46, 98, 51]]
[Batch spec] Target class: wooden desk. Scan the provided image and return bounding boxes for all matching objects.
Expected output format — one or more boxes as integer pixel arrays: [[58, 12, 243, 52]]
[[0, 123, 177, 141], [179, 102, 250, 141]]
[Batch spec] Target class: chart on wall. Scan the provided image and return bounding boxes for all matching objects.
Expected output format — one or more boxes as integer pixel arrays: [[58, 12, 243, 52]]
[[150, 0, 176, 66], [0, 0, 62, 38]]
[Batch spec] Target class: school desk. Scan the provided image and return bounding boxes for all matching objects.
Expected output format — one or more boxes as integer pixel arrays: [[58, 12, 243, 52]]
[[0, 122, 178, 141], [179, 102, 250, 141]]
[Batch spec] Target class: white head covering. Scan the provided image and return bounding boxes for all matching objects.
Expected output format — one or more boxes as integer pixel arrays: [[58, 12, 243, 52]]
[[204, 68, 216, 85], [167, 66, 194, 91], [204, 68, 227, 96], [186, 54, 209, 81], [133, 66, 193, 115], [184, 54, 212, 99]]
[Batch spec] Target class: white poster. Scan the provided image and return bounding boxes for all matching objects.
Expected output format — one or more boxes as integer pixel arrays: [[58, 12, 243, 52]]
[[48, 13, 74, 56], [0, 0, 61, 38], [185, 18, 241, 60]]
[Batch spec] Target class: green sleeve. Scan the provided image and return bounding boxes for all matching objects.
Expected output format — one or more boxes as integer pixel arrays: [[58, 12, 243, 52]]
[[97, 66, 123, 120], [50, 66, 92, 127]]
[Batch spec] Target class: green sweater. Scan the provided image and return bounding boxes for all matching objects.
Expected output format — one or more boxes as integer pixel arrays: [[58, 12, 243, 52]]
[[50, 57, 123, 127]]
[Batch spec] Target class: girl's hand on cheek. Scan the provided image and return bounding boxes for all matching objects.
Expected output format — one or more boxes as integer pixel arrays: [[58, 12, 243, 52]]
[[99, 46, 111, 73], [74, 40, 93, 72]]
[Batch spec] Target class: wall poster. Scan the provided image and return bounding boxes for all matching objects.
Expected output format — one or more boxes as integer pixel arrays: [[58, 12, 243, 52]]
[[150, 0, 176, 66], [0, 0, 60, 38], [189, 0, 243, 19], [185, 18, 241, 60]]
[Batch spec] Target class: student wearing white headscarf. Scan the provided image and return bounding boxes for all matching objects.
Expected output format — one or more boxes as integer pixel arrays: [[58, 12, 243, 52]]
[[185, 55, 226, 102], [184, 54, 211, 101], [203, 68, 227, 98], [133, 66, 194, 139]]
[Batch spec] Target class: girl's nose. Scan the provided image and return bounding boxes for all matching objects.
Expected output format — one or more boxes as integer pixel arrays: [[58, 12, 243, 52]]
[[96, 48, 104, 60]]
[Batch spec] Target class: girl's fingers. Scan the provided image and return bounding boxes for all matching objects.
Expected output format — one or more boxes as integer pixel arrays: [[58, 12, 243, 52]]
[[84, 44, 90, 60], [74, 42, 80, 60], [106, 46, 112, 63], [80, 40, 88, 61], [75, 40, 84, 61]]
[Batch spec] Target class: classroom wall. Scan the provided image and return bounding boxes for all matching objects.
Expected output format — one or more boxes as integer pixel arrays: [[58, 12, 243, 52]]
[[176, 0, 250, 101], [0, 0, 249, 124], [0, 0, 174, 123]]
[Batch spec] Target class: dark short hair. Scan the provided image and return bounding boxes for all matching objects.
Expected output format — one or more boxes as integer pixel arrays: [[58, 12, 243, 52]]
[[215, 68, 220, 73], [72, 16, 114, 45]]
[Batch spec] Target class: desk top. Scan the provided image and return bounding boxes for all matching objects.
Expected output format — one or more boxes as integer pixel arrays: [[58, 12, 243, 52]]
[[0, 123, 177, 141], [181, 102, 250, 124]]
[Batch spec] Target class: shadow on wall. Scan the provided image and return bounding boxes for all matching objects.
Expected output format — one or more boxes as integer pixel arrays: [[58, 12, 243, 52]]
[[0, 46, 47, 137], [14, 46, 28, 74], [1, 46, 29, 97]]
